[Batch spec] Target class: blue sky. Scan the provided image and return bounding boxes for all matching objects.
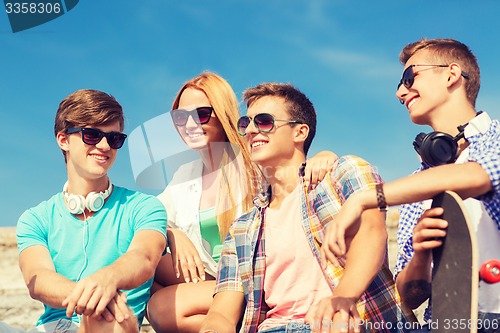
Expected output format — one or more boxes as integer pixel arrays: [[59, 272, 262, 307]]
[[1, 1, 500, 227]]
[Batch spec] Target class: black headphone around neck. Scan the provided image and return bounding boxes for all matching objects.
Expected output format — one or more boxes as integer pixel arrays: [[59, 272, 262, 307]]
[[413, 130, 463, 167], [412, 112, 482, 167]]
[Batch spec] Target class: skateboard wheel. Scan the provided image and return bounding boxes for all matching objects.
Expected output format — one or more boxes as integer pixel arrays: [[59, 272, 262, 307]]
[[480, 260, 500, 284]]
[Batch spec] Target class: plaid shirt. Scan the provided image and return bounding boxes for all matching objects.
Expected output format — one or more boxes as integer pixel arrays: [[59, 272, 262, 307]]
[[216, 155, 416, 333], [395, 112, 500, 321]]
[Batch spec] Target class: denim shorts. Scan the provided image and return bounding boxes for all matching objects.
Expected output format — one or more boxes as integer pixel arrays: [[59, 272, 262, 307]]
[[0, 319, 79, 333], [259, 321, 312, 333], [31, 319, 79, 333]]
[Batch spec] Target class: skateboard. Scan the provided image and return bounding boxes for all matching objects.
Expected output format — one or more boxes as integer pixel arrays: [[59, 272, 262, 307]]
[[431, 191, 478, 333], [430, 191, 500, 333]]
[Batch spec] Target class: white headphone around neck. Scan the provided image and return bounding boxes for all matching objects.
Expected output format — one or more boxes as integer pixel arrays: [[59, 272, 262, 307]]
[[63, 181, 113, 215]]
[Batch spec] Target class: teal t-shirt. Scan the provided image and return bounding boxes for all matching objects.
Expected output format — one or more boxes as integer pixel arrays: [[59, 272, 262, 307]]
[[16, 186, 167, 326], [199, 207, 222, 263]]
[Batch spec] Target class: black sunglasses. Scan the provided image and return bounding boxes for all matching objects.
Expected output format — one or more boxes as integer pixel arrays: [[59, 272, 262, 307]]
[[398, 64, 470, 89], [237, 113, 302, 136], [66, 127, 127, 149], [170, 107, 214, 126]]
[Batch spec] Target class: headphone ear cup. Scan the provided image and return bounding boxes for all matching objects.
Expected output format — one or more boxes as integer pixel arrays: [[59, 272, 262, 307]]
[[63, 181, 112, 215], [66, 194, 86, 215], [416, 132, 458, 167], [86, 192, 105, 212], [413, 132, 427, 156]]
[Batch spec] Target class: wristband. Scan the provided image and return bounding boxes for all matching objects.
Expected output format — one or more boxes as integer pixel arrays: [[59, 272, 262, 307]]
[[375, 183, 388, 211]]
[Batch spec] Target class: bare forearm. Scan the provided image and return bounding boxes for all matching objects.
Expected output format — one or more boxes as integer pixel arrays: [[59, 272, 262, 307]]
[[103, 248, 160, 291], [100, 230, 165, 291], [335, 209, 387, 299], [357, 163, 492, 210], [200, 291, 244, 333], [20, 246, 76, 308], [395, 253, 432, 309], [26, 269, 76, 308], [386, 162, 491, 204], [200, 312, 237, 333]]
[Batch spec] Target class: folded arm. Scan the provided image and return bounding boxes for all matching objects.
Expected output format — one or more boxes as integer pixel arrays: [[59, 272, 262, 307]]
[[323, 162, 492, 258], [19, 245, 129, 321], [19, 244, 76, 308], [374, 162, 491, 207], [199, 291, 245, 333], [336, 208, 387, 297], [62, 229, 166, 318], [309, 209, 387, 332], [395, 206, 448, 309]]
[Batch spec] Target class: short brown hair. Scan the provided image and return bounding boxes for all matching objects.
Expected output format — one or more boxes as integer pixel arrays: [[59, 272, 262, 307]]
[[400, 38, 480, 106], [54, 89, 124, 159], [243, 83, 316, 155]]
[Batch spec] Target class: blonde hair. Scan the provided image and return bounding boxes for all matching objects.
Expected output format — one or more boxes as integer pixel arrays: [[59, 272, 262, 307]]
[[172, 72, 260, 239]]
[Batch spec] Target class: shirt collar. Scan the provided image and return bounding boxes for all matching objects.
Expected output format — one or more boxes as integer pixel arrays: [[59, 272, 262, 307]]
[[464, 111, 491, 139]]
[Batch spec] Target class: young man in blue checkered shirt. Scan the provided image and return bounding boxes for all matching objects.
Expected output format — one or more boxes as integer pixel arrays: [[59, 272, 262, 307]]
[[321, 38, 500, 333]]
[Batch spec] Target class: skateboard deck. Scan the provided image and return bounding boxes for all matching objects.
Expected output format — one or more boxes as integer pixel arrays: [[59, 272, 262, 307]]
[[431, 191, 478, 333]]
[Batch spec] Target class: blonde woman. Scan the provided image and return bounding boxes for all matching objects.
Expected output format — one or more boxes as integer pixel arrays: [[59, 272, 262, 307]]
[[147, 72, 336, 333]]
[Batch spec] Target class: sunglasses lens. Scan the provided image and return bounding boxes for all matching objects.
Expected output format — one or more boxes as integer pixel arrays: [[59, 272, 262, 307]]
[[254, 114, 274, 132], [171, 107, 212, 126], [196, 107, 213, 124], [402, 67, 414, 88], [171, 110, 188, 126], [82, 128, 103, 145], [107, 132, 127, 149], [77, 128, 126, 149], [237, 117, 251, 136]]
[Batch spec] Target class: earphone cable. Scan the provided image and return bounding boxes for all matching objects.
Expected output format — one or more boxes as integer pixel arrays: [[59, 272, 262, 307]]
[[76, 211, 89, 282]]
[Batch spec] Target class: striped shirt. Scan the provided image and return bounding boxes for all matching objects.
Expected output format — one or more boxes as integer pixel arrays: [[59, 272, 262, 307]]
[[216, 155, 416, 333]]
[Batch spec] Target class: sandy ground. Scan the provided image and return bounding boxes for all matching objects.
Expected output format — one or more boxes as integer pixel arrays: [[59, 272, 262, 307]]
[[0, 228, 42, 330], [0, 209, 424, 332]]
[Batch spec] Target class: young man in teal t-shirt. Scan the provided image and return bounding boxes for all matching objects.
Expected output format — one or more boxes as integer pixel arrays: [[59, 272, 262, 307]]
[[9, 89, 167, 333]]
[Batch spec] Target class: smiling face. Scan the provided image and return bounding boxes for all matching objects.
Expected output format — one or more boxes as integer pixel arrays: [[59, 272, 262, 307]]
[[58, 121, 120, 184], [175, 87, 227, 150], [244, 96, 299, 167], [396, 50, 452, 125]]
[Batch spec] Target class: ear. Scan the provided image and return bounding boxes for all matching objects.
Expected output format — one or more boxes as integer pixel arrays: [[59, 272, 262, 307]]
[[56, 131, 70, 152], [293, 123, 309, 145], [446, 63, 464, 88]]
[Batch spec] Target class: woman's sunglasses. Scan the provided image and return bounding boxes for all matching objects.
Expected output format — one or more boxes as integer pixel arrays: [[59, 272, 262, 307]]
[[170, 107, 214, 126], [397, 64, 469, 89], [66, 127, 128, 149], [237, 113, 302, 136]]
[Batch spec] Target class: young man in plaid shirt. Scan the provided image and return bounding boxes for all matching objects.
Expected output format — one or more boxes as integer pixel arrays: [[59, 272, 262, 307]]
[[200, 82, 415, 333]]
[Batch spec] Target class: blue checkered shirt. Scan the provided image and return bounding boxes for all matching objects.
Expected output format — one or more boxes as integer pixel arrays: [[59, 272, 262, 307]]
[[394, 113, 500, 322]]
